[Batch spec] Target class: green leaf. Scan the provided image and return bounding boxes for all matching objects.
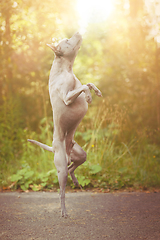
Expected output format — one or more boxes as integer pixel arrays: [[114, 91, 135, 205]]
[[10, 174, 23, 182], [20, 185, 27, 191], [77, 175, 91, 187], [53, 178, 59, 184], [41, 182, 47, 187], [42, 177, 48, 182], [83, 179, 91, 187], [24, 171, 34, 179], [30, 184, 40, 191], [47, 169, 57, 176], [89, 165, 102, 174]]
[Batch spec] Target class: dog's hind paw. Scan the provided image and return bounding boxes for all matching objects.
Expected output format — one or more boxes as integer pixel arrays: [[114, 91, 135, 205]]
[[61, 210, 68, 218]]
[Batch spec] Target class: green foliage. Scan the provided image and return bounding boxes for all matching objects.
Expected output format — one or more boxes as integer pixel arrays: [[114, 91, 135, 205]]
[[9, 166, 59, 191], [10, 168, 34, 191], [0, 97, 26, 186], [2, 105, 160, 191], [69, 174, 91, 188]]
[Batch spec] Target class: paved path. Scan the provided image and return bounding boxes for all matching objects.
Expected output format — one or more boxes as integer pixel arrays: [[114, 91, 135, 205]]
[[0, 191, 160, 239]]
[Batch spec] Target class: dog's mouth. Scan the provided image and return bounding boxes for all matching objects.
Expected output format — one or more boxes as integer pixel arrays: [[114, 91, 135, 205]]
[[75, 39, 82, 50], [77, 40, 81, 47]]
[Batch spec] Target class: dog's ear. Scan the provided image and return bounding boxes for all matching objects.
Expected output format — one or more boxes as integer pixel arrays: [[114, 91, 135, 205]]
[[46, 44, 63, 57], [54, 46, 63, 57], [46, 43, 56, 51]]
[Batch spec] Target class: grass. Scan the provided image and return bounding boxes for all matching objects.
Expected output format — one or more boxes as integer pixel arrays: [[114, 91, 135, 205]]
[[1, 101, 160, 191]]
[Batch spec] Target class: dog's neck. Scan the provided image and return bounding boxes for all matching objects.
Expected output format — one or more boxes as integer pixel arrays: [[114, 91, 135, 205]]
[[52, 55, 75, 74]]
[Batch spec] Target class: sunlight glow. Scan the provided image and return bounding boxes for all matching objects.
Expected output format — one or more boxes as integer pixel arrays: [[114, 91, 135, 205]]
[[76, 0, 115, 34]]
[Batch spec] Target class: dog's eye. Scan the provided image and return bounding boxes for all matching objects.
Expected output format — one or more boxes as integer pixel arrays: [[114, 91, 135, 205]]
[[66, 39, 70, 45]]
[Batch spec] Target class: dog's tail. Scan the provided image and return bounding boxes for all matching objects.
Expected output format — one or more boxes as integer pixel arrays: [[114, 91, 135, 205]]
[[27, 139, 53, 152]]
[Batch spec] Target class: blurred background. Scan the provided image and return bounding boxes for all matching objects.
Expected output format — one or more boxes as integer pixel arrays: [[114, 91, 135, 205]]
[[0, 0, 160, 191]]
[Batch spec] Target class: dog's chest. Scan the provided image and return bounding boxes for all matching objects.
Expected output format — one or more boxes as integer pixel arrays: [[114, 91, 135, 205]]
[[49, 71, 77, 96]]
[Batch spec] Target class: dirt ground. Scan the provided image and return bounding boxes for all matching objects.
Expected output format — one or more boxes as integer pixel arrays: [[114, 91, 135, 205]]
[[0, 191, 160, 240]]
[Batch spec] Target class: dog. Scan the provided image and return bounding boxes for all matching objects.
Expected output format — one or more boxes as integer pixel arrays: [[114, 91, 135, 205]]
[[28, 32, 102, 217]]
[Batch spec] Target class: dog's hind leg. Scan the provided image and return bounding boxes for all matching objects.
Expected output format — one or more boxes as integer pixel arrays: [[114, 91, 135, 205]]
[[53, 140, 68, 217], [68, 142, 86, 187]]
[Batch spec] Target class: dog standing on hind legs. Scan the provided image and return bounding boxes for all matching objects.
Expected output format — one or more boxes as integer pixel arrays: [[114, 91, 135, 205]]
[[28, 32, 102, 217]]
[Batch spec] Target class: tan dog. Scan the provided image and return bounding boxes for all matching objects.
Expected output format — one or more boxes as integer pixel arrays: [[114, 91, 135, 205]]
[[28, 32, 102, 217]]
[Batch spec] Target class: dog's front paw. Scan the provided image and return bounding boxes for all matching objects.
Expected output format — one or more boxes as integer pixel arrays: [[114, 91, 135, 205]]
[[84, 86, 92, 104], [95, 88, 102, 97], [85, 92, 92, 104], [86, 83, 102, 97]]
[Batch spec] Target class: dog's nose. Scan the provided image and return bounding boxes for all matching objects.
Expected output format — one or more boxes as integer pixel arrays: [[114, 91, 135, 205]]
[[75, 32, 82, 38]]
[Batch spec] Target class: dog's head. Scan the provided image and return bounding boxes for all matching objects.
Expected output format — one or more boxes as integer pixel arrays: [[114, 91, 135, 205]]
[[47, 32, 82, 59]]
